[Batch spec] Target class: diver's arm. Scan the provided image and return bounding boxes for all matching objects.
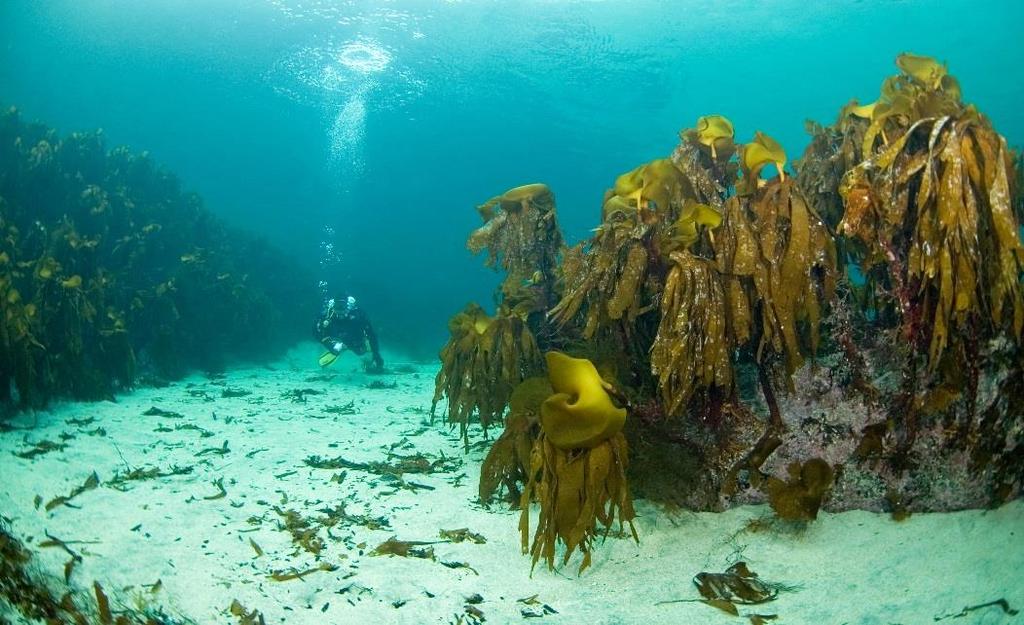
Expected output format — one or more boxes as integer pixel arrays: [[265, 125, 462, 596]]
[[315, 317, 345, 354], [363, 317, 383, 367]]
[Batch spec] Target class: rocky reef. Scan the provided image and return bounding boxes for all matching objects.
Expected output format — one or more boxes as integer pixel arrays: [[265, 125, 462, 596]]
[[0, 107, 315, 412], [432, 54, 1024, 569]]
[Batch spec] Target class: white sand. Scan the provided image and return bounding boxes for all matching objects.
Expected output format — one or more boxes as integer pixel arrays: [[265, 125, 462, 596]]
[[1, 342, 1021, 625]]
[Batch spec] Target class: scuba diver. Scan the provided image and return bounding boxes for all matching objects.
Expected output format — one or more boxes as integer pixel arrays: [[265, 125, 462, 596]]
[[314, 294, 384, 371]]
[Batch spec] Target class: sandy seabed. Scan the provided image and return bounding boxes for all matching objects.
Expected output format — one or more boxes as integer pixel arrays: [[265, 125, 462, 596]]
[[1, 343, 1021, 625]]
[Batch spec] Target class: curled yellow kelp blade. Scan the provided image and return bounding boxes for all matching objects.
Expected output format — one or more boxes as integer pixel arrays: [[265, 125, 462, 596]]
[[540, 351, 626, 450]]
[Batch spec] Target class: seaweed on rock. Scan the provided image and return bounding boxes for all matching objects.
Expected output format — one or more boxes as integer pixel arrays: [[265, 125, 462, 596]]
[[651, 250, 732, 415], [478, 376, 550, 504], [469, 183, 563, 300], [548, 120, 728, 340], [839, 101, 1024, 369], [432, 303, 544, 448], [432, 184, 565, 446]]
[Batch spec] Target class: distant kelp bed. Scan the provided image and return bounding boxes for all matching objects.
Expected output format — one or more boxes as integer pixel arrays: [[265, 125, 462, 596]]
[[0, 107, 316, 411]]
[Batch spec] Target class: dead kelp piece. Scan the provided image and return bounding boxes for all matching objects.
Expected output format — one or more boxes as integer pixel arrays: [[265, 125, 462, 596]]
[[304, 452, 459, 476], [143, 406, 184, 419], [441, 560, 479, 575], [518, 594, 559, 619], [273, 507, 324, 555], [324, 401, 358, 415], [45, 472, 99, 511], [14, 439, 67, 459], [694, 562, 783, 605], [267, 562, 338, 582], [934, 598, 1019, 621], [366, 380, 398, 390], [370, 536, 441, 560], [202, 477, 227, 500], [439, 528, 486, 544], [195, 440, 230, 457], [230, 599, 267, 625], [281, 388, 322, 403], [174, 423, 214, 438], [108, 465, 193, 489], [318, 504, 390, 531]]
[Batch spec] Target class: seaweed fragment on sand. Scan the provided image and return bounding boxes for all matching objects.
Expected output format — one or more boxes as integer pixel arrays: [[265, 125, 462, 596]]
[[281, 388, 322, 403], [370, 536, 442, 559], [45, 472, 100, 511], [202, 477, 227, 500], [267, 562, 338, 581], [439, 528, 486, 544], [229, 599, 267, 625], [304, 451, 459, 476], [194, 440, 230, 457], [13, 438, 67, 459], [273, 507, 324, 555], [143, 407, 185, 419]]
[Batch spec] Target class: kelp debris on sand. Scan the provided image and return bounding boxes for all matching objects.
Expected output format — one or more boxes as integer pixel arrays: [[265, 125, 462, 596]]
[[108, 465, 193, 489], [45, 472, 100, 511], [1, 519, 194, 624], [13, 438, 67, 459], [304, 451, 460, 476]]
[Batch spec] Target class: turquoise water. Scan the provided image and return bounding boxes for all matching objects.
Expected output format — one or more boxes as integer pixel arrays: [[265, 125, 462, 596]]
[[2, 0, 1022, 356]]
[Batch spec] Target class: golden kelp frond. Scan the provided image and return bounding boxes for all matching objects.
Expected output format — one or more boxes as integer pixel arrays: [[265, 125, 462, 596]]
[[795, 118, 867, 233], [548, 153, 724, 338], [479, 377, 551, 504], [679, 114, 738, 171], [612, 158, 698, 217], [694, 114, 736, 160], [669, 201, 722, 251], [547, 202, 652, 336], [676, 116, 739, 201], [750, 180, 836, 376], [716, 178, 836, 379], [432, 302, 545, 447], [540, 351, 627, 449], [859, 53, 963, 157], [895, 52, 947, 90], [516, 353, 635, 574], [519, 432, 637, 574], [651, 251, 733, 415], [839, 111, 1024, 368], [468, 183, 564, 281], [737, 131, 788, 196]]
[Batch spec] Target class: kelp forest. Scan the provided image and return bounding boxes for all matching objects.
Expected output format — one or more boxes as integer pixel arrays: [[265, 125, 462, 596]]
[[0, 106, 316, 413], [431, 54, 1024, 572]]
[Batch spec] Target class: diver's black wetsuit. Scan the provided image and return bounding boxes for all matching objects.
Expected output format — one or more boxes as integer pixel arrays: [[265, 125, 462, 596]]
[[314, 299, 383, 368]]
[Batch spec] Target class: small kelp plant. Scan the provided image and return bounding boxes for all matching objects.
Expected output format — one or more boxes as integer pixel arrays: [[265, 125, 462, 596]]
[[518, 352, 637, 574], [432, 183, 563, 446]]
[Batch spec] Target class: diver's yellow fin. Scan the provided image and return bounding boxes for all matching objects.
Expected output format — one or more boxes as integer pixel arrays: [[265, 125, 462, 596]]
[[318, 351, 338, 368]]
